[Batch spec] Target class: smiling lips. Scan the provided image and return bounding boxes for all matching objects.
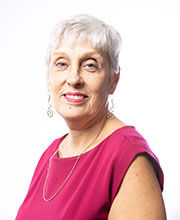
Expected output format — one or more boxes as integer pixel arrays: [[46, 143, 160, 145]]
[[63, 92, 88, 103]]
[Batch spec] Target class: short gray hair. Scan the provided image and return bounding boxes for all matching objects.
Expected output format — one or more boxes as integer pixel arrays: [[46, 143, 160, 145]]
[[46, 14, 122, 77]]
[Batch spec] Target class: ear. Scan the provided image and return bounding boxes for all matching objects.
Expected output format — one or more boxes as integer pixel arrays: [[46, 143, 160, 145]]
[[109, 67, 120, 94]]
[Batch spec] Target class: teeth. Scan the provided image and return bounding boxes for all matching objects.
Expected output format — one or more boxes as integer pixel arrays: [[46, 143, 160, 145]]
[[66, 95, 85, 99]]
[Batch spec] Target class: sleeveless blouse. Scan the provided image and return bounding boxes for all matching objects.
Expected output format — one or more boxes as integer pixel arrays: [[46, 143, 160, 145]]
[[15, 126, 164, 220]]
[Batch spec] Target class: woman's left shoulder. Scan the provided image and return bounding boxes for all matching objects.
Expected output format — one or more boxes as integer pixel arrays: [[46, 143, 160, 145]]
[[106, 123, 147, 155], [105, 120, 164, 192], [107, 121, 154, 158], [105, 118, 144, 144]]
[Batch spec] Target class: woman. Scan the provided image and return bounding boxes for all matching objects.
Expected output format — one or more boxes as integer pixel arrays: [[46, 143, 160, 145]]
[[16, 14, 166, 219]]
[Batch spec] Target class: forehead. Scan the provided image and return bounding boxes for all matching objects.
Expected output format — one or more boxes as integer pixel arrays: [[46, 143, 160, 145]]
[[51, 34, 106, 60]]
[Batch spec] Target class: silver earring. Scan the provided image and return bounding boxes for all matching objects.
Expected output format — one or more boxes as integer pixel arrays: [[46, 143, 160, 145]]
[[47, 92, 53, 117], [109, 97, 114, 113], [107, 96, 115, 119]]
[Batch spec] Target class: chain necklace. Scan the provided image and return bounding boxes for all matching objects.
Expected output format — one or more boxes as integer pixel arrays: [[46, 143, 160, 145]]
[[43, 118, 107, 202]]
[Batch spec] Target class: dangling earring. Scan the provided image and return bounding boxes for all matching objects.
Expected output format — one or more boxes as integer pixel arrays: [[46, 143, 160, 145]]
[[107, 96, 115, 119], [47, 92, 53, 117]]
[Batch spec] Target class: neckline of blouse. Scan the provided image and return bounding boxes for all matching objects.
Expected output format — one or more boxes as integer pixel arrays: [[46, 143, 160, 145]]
[[52, 125, 135, 161]]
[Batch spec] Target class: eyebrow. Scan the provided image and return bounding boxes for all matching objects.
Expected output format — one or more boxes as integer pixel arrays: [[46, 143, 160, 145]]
[[52, 51, 103, 60], [81, 52, 103, 61], [51, 52, 68, 58]]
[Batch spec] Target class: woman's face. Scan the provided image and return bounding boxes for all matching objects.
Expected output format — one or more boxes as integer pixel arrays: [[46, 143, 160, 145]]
[[47, 35, 118, 122]]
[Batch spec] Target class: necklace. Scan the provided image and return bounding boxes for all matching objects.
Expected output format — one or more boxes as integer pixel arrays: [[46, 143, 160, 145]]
[[43, 118, 107, 202]]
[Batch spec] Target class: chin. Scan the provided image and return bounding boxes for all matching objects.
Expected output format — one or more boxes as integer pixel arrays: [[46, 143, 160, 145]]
[[57, 108, 89, 121]]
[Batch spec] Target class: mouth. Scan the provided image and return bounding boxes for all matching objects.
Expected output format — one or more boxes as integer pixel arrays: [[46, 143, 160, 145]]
[[63, 92, 88, 103]]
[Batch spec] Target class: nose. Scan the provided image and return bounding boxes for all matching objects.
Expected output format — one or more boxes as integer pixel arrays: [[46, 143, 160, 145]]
[[66, 67, 84, 88]]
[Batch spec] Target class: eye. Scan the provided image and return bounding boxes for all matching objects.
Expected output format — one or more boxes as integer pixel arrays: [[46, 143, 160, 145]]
[[54, 59, 68, 70], [83, 61, 99, 72]]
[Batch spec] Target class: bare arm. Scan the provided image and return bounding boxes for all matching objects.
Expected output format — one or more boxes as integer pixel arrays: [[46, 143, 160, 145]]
[[108, 155, 166, 220]]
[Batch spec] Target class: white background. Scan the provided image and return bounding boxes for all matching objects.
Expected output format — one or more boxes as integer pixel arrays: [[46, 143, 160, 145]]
[[0, 0, 179, 219]]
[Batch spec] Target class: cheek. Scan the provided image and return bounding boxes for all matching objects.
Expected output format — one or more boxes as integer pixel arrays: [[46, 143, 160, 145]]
[[49, 73, 64, 93], [51, 83, 60, 94], [90, 77, 110, 95], [88, 79, 109, 103], [87, 73, 109, 89], [49, 80, 63, 106]]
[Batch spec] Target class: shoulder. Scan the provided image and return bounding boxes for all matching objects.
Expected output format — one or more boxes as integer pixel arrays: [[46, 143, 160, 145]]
[[30, 136, 64, 176], [39, 138, 61, 162], [104, 125, 164, 201], [108, 154, 166, 219], [106, 125, 154, 161], [108, 125, 162, 171]]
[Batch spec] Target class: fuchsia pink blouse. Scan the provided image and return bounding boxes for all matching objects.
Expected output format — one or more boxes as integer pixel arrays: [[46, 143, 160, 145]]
[[15, 126, 164, 220]]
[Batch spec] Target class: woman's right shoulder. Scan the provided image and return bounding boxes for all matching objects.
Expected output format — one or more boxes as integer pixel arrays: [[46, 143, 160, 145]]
[[40, 137, 62, 162], [27, 137, 63, 185]]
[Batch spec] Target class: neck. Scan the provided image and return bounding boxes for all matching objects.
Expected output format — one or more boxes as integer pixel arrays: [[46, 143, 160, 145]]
[[64, 109, 108, 150]]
